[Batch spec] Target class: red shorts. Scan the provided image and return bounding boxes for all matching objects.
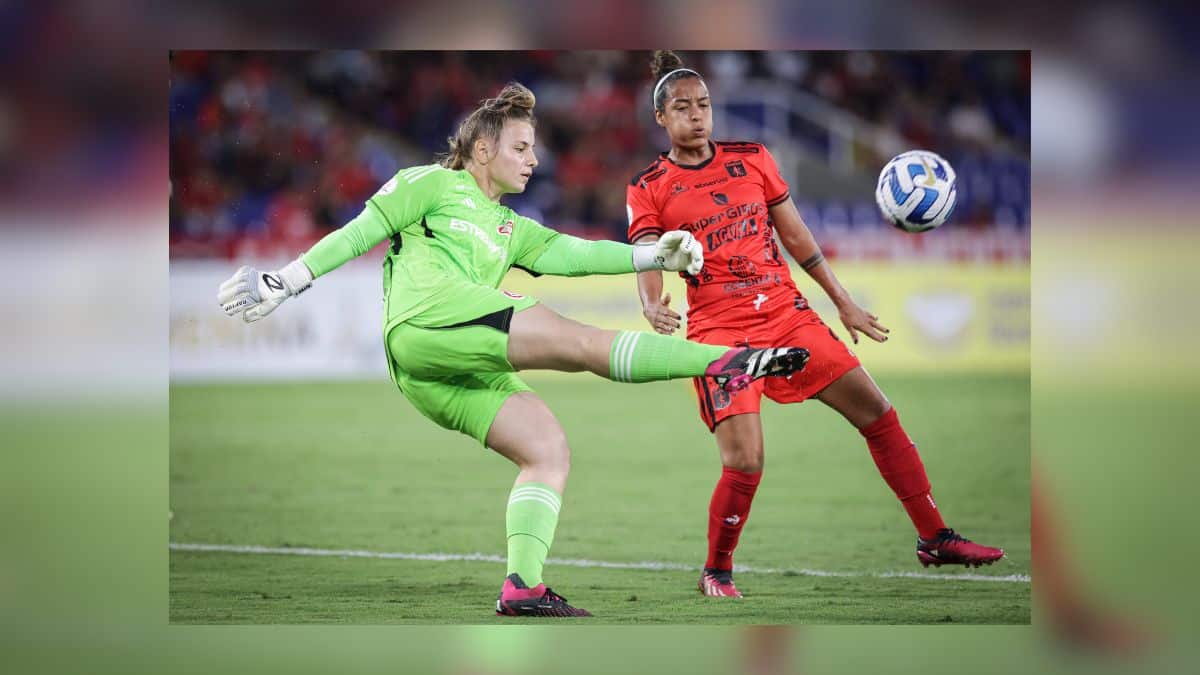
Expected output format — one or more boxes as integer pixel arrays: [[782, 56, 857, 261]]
[[690, 308, 861, 432]]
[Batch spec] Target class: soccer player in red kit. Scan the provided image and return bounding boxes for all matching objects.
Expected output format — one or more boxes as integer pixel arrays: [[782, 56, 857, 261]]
[[628, 52, 1005, 598]]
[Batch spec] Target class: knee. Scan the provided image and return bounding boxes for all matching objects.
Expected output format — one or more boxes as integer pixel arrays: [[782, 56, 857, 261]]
[[544, 325, 599, 372], [870, 403, 893, 425], [721, 438, 764, 473], [530, 428, 572, 477], [860, 398, 895, 430]]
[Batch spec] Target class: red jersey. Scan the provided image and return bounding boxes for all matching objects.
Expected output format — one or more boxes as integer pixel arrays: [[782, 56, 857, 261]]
[[626, 141, 805, 334]]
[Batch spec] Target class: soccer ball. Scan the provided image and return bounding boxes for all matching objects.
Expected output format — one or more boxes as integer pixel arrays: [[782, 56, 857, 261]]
[[875, 150, 957, 233]]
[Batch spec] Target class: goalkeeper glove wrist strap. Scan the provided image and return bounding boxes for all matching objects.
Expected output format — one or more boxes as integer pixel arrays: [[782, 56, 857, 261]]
[[631, 243, 666, 272], [278, 258, 314, 296]]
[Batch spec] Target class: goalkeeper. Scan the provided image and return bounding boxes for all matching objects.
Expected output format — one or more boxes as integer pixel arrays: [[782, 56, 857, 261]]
[[217, 82, 809, 618]]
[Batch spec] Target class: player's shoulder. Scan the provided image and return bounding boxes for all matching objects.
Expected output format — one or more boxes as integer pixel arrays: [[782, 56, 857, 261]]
[[394, 163, 456, 185], [714, 139, 767, 154], [372, 164, 455, 202], [629, 156, 670, 188], [386, 164, 456, 190]]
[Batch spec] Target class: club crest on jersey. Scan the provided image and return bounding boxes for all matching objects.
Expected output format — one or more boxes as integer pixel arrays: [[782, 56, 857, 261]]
[[711, 191, 729, 205], [728, 255, 758, 278], [725, 159, 747, 177], [671, 180, 688, 194], [497, 220, 513, 236]]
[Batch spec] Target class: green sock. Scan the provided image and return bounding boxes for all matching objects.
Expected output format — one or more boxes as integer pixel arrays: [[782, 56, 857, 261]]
[[608, 330, 728, 383], [505, 482, 561, 587]]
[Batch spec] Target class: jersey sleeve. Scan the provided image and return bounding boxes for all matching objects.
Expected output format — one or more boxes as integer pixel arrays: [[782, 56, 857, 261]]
[[509, 215, 562, 273], [301, 165, 452, 278], [301, 206, 392, 278], [365, 164, 453, 233], [625, 181, 663, 243], [509, 215, 635, 277], [758, 146, 791, 207]]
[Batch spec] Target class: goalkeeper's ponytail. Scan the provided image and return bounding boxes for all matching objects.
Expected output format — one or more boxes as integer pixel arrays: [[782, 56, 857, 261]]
[[440, 82, 538, 170]]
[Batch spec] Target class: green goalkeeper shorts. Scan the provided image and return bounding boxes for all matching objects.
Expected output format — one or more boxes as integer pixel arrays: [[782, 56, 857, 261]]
[[385, 284, 540, 446]]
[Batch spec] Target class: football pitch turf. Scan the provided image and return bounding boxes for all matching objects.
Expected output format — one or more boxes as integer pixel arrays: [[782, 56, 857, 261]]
[[169, 373, 1030, 624]]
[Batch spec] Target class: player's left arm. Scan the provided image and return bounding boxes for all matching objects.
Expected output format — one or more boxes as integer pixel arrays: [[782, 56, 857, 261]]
[[769, 197, 889, 345], [768, 195, 892, 343], [755, 144, 887, 344], [511, 217, 702, 277]]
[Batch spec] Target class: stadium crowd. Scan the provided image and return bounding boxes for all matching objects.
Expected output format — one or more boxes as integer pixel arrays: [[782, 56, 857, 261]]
[[170, 51, 1030, 261]]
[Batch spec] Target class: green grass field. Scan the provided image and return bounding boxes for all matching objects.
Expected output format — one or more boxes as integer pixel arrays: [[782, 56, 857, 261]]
[[169, 373, 1029, 624]]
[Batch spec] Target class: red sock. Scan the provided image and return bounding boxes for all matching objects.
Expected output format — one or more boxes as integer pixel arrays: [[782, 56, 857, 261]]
[[705, 466, 762, 570], [860, 407, 945, 540]]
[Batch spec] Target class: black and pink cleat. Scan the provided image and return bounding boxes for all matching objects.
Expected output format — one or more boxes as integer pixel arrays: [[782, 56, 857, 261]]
[[495, 573, 593, 617], [917, 528, 1005, 568], [705, 347, 810, 393], [698, 568, 744, 598]]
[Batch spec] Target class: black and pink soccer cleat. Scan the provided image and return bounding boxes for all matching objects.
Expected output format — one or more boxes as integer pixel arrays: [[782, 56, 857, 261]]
[[495, 573, 593, 617], [917, 528, 1005, 568], [705, 347, 810, 393]]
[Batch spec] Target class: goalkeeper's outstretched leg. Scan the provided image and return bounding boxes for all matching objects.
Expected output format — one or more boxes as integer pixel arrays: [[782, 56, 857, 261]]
[[506, 304, 809, 392]]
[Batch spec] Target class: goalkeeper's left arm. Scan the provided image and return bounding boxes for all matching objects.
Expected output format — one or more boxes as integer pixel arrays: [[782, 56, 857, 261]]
[[522, 230, 703, 277], [218, 207, 391, 323]]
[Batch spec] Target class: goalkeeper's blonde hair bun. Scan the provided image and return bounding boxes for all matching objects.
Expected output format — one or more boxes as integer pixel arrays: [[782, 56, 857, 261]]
[[441, 82, 537, 170]]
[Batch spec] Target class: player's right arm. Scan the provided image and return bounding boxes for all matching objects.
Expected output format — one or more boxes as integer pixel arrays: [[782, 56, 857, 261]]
[[627, 181, 681, 334], [635, 239, 681, 335], [218, 165, 449, 323]]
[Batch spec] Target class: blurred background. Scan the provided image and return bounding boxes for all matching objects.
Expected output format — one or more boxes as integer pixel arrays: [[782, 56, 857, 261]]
[[169, 50, 1029, 257], [168, 51, 1029, 381]]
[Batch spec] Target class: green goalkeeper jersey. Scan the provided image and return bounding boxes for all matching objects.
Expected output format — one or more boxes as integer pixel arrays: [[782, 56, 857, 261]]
[[302, 164, 575, 329]]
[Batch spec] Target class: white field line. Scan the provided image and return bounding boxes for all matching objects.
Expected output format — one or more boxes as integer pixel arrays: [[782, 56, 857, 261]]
[[169, 542, 1030, 584]]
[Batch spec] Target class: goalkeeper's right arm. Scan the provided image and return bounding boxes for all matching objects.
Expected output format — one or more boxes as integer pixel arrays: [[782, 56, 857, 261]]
[[218, 206, 391, 323], [526, 230, 704, 277]]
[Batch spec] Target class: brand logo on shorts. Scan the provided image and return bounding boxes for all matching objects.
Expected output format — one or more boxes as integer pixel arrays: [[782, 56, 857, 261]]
[[497, 221, 513, 236], [502, 290, 524, 299], [712, 386, 731, 411]]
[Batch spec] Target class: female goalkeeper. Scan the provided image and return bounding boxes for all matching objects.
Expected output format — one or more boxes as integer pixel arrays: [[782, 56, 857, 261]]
[[628, 52, 1005, 598], [217, 82, 809, 617]]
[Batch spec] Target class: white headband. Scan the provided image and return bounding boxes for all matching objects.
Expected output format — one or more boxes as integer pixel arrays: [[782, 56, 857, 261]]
[[652, 68, 701, 110]]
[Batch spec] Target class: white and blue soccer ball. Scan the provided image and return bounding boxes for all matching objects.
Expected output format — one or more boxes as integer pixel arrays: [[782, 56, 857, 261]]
[[875, 150, 957, 233]]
